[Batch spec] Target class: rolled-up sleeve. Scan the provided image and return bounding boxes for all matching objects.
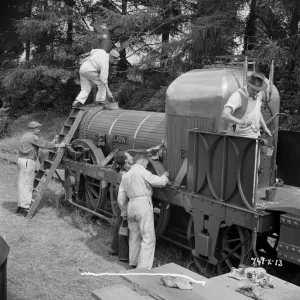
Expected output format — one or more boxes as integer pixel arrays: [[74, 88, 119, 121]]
[[224, 92, 242, 113], [117, 180, 128, 217], [142, 169, 168, 187], [31, 136, 55, 149]]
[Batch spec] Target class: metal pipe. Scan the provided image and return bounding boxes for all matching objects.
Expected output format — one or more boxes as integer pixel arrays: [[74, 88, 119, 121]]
[[158, 235, 192, 251], [266, 113, 285, 126], [243, 56, 248, 86], [268, 59, 275, 101], [67, 198, 113, 224]]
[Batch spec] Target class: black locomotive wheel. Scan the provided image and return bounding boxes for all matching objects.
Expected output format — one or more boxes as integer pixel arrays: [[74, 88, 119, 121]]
[[147, 159, 171, 236], [72, 139, 108, 212], [187, 215, 252, 277]]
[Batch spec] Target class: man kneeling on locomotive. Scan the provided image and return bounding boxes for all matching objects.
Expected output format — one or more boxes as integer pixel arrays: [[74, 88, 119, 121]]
[[221, 72, 272, 138], [110, 151, 133, 257], [117, 153, 169, 269], [17, 121, 66, 217]]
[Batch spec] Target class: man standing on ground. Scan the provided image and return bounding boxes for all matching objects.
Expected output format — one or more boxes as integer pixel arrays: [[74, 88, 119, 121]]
[[17, 121, 65, 217], [221, 72, 272, 138], [110, 151, 133, 258], [117, 153, 169, 269], [72, 49, 120, 108]]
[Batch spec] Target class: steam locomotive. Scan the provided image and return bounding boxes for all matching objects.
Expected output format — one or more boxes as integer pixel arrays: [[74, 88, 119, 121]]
[[54, 57, 300, 285]]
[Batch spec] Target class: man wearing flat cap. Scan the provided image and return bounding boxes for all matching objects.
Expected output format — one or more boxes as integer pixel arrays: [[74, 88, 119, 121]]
[[17, 121, 65, 217], [73, 49, 120, 108], [221, 72, 272, 138]]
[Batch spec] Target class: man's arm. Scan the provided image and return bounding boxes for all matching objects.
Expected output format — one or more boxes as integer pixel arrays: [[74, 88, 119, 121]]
[[117, 180, 128, 217], [259, 113, 272, 136], [221, 107, 245, 125], [221, 92, 251, 126], [142, 169, 169, 187], [32, 137, 65, 149]]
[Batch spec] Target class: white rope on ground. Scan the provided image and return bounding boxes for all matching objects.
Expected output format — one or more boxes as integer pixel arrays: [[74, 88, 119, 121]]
[[81, 272, 206, 286]]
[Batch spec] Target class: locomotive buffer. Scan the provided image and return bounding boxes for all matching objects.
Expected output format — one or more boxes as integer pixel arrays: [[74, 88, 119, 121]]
[[26, 107, 85, 219]]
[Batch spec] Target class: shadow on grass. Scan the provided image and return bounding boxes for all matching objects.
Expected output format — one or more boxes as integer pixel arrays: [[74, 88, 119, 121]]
[[32, 186, 199, 274], [2, 201, 18, 214]]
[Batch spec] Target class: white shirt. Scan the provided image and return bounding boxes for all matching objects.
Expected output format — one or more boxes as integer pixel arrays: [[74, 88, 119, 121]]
[[86, 49, 109, 84], [117, 164, 169, 216], [224, 87, 262, 138]]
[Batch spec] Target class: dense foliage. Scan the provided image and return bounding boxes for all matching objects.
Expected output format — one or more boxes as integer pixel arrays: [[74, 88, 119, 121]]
[[0, 0, 299, 128]]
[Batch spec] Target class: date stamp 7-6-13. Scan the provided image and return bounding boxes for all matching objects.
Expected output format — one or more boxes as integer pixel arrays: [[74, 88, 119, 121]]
[[251, 257, 283, 266]]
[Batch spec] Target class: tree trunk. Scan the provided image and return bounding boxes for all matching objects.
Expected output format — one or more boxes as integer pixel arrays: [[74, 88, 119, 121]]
[[160, 1, 173, 66], [118, 0, 128, 79], [289, 1, 300, 36], [243, 0, 257, 54], [65, 0, 74, 46], [25, 0, 33, 61]]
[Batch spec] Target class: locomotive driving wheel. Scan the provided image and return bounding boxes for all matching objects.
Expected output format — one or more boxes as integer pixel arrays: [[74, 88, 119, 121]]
[[187, 215, 252, 277], [72, 139, 108, 212]]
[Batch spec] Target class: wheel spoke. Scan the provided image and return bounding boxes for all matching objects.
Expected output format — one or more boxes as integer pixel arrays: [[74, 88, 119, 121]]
[[221, 252, 233, 269], [227, 237, 241, 243], [86, 183, 100, 199]]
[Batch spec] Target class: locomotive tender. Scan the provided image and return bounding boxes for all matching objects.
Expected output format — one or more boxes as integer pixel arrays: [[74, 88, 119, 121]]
[[59, 61, 300, 284]]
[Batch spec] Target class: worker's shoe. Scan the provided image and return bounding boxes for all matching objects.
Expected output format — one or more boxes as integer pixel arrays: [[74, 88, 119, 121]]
[[19, 207, 29, 217], [16, 206, 22, 214], [128, 265, 137, 270], [108, 250, 118, 256], [72, 100, 84, 108]]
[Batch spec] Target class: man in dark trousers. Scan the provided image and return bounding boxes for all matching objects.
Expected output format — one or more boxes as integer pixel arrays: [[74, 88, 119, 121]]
[[0, 235, 9, 300], [110, 151, 133, 258]]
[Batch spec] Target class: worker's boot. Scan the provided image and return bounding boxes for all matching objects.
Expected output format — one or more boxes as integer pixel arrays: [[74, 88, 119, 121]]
[[72, 100, 84, 108]]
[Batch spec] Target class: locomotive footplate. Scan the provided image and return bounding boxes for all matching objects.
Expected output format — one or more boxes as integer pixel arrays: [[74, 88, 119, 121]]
[[278, 214, 300, 266]]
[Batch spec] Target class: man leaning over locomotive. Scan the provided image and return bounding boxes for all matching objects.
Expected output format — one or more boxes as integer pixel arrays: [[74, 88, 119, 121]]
[[72, 48, 120, 108], [17, 121, 66, 217], [221, 72, 272, 138], [117, 153, 169, 269]]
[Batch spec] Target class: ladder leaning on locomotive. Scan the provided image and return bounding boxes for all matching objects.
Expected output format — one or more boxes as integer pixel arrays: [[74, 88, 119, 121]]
[[37, 57, 300, 286]]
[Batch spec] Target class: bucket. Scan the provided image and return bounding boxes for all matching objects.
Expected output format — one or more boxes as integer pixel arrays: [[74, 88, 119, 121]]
[[118, 218, 129, 261], [265, 187, 277, 202]]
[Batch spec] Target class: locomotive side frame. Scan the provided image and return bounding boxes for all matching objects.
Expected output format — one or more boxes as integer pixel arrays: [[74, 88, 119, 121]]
[[61, 128, 279, 276]]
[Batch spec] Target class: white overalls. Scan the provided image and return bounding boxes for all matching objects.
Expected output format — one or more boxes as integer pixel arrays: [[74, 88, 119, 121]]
[[76, 49, 109, 104], [117, 164, 168, 269]]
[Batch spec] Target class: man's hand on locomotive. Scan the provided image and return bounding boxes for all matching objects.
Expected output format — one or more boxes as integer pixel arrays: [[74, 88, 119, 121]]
[[55, 142, 66, 148], [262, 127, 272, 137], [107, 90, 113, 99]]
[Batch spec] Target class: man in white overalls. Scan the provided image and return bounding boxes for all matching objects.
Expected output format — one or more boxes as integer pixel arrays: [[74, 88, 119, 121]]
[[221, 72, 271, 138], [72, 49, 120, 108]]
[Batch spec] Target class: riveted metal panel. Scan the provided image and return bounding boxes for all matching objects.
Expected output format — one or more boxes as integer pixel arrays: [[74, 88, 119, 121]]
[[278, 214, 300, 265], [166, 115, 215, 179], [187, 130, 259, 210]]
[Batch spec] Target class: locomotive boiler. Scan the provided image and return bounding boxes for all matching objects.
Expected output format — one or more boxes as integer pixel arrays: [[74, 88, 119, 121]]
[[60, 60, 300, 285]]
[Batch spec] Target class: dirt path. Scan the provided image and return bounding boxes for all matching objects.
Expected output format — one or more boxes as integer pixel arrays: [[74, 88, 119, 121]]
[[0, 159, 132, 300]]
